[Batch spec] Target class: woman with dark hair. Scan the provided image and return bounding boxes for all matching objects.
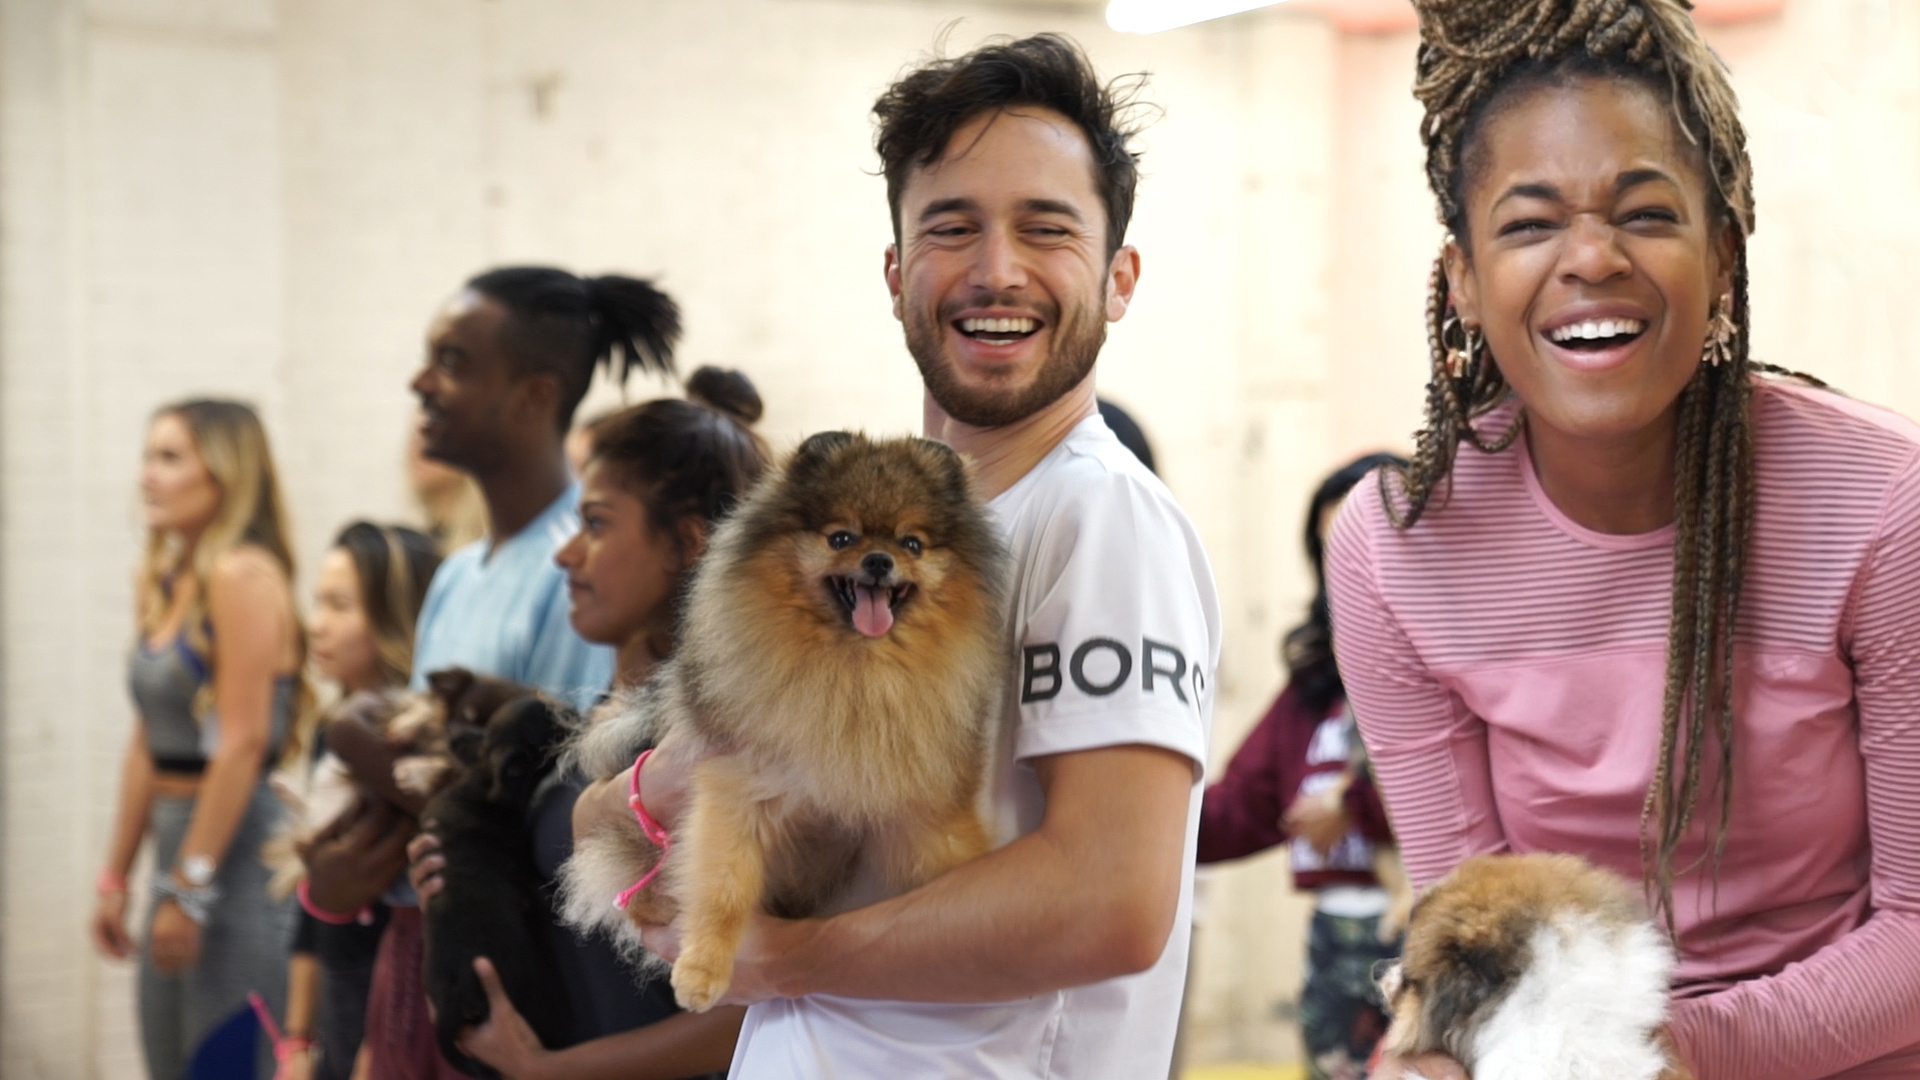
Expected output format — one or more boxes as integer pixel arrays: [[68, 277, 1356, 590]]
[[272, 522, 441, 1080], [409, 367, 768, 1080], [1329, 2, 1920, 1078], [92, 399, 306, 1080], [1197, 451, 1406, 1080]]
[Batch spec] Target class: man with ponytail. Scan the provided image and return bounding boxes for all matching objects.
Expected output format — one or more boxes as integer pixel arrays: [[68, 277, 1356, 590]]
[[308, 267, 684, 1079], [1325, 1, 1920, 1077], [408, 266, 680, 710]]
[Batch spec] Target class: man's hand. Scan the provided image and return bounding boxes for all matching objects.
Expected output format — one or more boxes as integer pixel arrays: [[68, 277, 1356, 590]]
[[641, 912, 816, 1008], [407, 831, 445, 903], [149, 899, 203, 975], [1369, 1052, 1468, 1080], [457, 957, 554, 1080], [1284, 789, 1350, 856], [303, 797, 414, 913]]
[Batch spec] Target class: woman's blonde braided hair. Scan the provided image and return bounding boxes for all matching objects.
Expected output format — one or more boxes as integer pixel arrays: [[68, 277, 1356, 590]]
[[1388, 0, 1806, 933]]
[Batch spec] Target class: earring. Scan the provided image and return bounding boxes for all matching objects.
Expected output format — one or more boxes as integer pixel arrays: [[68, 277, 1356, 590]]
[[1440, 310, 1478, 378], [1703, 295, 1736, 367]]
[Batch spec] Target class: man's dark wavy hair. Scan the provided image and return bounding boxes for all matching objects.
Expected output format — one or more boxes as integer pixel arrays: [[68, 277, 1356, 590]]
[[872, 33, 1149, 258]]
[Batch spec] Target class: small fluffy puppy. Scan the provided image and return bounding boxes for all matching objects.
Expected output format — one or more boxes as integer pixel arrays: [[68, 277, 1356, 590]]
[[1380, 853, 1675, 1080], [565, 431, 1009, 1012], [262, 669, 523, 899], [423, 694, 573, 1079]]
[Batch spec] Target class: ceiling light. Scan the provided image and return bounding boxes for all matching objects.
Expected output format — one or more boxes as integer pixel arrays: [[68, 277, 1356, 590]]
[[1106, 0, 1287, 33]]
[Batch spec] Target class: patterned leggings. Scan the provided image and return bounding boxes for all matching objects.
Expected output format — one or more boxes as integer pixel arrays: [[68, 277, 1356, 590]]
[[1298, 909, 1400, 1080]]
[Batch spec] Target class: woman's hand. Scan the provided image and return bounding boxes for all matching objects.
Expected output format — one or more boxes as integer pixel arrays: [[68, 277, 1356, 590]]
[[407, 831, 445, 903], [571, 735, 694, 852], [303, 797, 414, 913], [457, 957, 553, 1080], [1284, 789, 1351, 855], [90, 889, 136, 959], [149, 898, 203, 975], [1370, 1052, 1468, 1080]]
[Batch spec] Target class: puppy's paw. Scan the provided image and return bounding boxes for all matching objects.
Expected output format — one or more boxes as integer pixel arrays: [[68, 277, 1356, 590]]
[[670, 950, 733, 1013], [393, 755, 451, 796]]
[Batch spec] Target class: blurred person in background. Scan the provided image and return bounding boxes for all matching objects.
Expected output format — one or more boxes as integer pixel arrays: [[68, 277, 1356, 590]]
[[313, 265, 679, 1079], [1197, 451, 1406, 1080], [271, 522, 441, 1080], [411, 365, 768, 1079], [92, 399, 307, 1080]]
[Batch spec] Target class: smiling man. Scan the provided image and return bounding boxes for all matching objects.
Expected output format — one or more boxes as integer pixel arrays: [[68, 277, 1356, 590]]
[[596, 34, 1221, 1079]]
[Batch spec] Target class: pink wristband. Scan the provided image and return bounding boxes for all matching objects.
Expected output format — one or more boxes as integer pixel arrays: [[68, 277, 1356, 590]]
[[614, 748, 672, 910], [96, 871, 128, 896], [296, 878, 365, 926]]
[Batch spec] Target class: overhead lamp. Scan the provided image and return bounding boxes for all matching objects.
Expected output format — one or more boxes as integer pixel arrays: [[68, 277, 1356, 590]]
[[1105, 0, 1287, 33]]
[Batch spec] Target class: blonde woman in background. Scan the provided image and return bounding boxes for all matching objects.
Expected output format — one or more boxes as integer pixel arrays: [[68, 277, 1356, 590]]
[[91, 399, 307, 1080]]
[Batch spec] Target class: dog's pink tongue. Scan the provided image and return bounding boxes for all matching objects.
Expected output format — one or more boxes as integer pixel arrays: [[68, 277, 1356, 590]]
[[852, 585, 894, 638]]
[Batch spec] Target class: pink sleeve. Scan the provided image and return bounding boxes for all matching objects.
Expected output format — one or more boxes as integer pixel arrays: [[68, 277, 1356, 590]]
[[1323, 493, 1507, 888], [1670, 457, 1920, 1080]]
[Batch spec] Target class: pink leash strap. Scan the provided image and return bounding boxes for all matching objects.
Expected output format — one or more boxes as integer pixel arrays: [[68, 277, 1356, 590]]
[[613, 747, 672, 909]]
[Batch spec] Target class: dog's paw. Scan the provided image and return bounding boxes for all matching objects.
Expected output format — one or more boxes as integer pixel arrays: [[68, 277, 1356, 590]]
[[393, 755, 451, 796], [670, 950, 733, 1013]]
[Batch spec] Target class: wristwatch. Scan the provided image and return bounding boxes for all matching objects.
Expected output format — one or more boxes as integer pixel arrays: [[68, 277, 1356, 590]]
[[179, 855, 215, 889]]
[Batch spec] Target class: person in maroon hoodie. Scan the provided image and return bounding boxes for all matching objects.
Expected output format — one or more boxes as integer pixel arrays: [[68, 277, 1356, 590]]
[[1199, 451, 1406, 1080]]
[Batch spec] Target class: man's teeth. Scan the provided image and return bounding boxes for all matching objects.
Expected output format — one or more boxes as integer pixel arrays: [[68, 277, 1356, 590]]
[[1549, 318, 1647, 343], [959, 317, 1038, 335]]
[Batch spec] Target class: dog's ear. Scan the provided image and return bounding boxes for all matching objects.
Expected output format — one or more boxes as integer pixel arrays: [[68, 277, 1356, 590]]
[[790, 431, 856, 476], [428, 667, 474, 704], [448, 728, 485, 767], [1424, 932, 1526, 1062]]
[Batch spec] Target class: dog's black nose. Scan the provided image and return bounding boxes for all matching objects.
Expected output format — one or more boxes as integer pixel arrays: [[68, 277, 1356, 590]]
[[861, 552, 895, 579]]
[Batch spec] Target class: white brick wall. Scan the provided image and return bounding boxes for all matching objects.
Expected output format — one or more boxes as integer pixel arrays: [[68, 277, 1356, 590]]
[[4, 0, 1917, 1075]]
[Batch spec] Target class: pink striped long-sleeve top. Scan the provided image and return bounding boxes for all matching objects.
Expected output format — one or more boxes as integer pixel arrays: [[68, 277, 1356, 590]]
[[1326, 380, 1920, 1080]]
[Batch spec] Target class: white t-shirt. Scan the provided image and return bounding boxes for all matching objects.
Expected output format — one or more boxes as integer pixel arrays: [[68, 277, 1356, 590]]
[[728, 414, 1221, 1078]]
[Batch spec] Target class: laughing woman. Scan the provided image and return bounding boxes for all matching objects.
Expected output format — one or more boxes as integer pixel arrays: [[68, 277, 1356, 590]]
[[92, 400, 306, 1080], [1328, 2, 1920, 1079]]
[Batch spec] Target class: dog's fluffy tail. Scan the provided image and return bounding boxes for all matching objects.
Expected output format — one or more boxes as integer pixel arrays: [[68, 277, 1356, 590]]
[[556, 825, 668, 975]]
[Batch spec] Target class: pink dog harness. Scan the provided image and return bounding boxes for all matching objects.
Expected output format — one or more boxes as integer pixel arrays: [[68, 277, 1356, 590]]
[[613, 748, 672, 910]]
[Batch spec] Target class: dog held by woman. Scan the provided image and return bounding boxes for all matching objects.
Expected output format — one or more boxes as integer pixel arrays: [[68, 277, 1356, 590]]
[[1378, 854, 1675, 1080], [423, 694, 574, 1078], [563, 431, 1011, 1012]]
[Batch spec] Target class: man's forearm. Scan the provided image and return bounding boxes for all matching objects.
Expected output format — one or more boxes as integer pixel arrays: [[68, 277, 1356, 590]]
[[777, 829, 1171, 1002], [772, 746, 1193, 1003]]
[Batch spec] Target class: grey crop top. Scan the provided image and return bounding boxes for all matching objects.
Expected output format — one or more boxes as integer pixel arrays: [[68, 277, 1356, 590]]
[[129, 635, 295, 775]]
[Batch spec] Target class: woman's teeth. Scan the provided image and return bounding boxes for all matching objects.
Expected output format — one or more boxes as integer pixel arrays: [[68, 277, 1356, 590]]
[[1549, 318, 1647, 344]]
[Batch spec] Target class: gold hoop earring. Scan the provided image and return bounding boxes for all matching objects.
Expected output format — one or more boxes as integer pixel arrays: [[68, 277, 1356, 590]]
[[1440, 310, 1477, 378], [1703, 295, 1736, 367]]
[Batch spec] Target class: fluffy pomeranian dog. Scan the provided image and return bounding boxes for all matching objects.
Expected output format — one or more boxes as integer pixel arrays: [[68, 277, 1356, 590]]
[[423, 693, 573, 1079], [564, 431, 1010, 1011], [261, 669, 523, 898], [1379, 853, 1676, 1080]]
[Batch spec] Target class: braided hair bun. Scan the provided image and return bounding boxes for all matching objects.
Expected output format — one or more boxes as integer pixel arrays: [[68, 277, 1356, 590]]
[[1414, 0, 1751, 236]]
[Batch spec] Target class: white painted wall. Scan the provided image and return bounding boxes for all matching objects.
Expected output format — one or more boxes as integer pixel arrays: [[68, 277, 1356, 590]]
[[2, 0, 1917, 1076]]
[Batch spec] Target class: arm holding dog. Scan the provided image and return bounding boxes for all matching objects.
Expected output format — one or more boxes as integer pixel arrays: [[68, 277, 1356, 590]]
[[634, 741, 1192, 1003]]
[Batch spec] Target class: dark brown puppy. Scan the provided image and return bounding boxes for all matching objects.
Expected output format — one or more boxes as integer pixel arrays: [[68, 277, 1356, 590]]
[[422, 694, 573, 1079]]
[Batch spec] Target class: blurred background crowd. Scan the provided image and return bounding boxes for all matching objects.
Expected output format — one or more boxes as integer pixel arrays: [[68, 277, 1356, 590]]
[[2, 0, 1917, 1076]]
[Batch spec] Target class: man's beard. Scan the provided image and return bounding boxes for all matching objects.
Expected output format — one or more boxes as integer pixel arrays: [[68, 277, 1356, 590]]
[[905, 292, 1105, 428]]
